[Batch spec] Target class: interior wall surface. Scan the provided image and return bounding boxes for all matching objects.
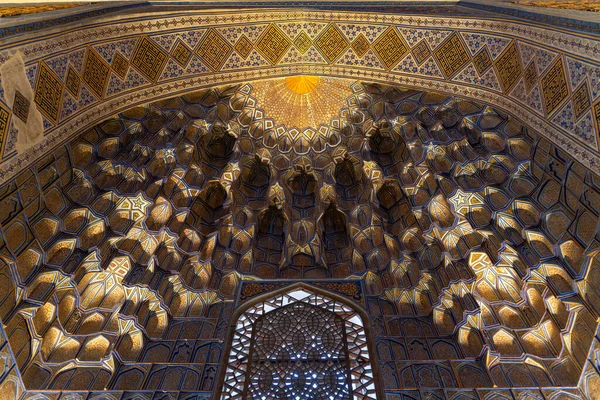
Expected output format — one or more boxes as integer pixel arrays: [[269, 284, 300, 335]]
[[0, 3, 598, 400]]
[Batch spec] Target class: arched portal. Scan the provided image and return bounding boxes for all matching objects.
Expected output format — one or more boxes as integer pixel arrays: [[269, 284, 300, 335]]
[[220, 285, 379, 399], [0, 7, 599, 183], [0, 3, 599, 398]]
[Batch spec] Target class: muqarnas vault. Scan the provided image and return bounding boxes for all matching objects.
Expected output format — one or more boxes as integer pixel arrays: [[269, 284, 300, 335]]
[[0, 2, 599, 400]]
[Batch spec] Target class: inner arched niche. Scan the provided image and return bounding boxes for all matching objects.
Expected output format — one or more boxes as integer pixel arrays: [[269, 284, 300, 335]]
[[0, 76, 598, 399], [218, 284, 379, 400]]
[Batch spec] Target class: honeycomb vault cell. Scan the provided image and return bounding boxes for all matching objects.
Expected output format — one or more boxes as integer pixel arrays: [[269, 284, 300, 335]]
[[0, 78, 599, 399]]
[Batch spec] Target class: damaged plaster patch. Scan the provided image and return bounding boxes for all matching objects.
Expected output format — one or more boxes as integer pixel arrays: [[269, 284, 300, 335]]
[[0, 52, 44, 154]]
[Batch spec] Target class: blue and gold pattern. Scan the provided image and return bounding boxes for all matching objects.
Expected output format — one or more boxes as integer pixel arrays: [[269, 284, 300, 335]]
[[82, 47, 111, 98], [256, 24, 292, 65], [523, 60, 537, 93], [196, 29, 233, 71], [351, 33, 370, 58], [0, 104, 10, 160], [130, 35, 169, 81], [65, 65, 80, 97], [494, 41, 522, 93], [572, 82, 591, 121], [239, 282, 287, 302], [171, 38, 193, 68], [473, 46, 492, 75], [238, 281, 363, 304], [434, 33, 470, 78], [111, 52, 130, 79], [293, 31, 313, 54], [594, 100, 600, 136], [33, 62, 63, 123], [315, 23, 349, 64], [541, 57, 570, 116], [12, 91, 29, 124], [0, 9, 599, 183], [0, 6, 599, 397], [313, 281, 363, 302], [235, 34, 254, 59], [412, 39, 431, 66], [372, 26, 408, 70]]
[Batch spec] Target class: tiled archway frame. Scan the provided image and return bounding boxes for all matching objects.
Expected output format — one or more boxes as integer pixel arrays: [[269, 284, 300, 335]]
[[218, 284, 380, 399], [0, 9, 599, 183]]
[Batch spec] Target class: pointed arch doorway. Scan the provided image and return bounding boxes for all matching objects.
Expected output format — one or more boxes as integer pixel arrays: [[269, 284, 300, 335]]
[[217, 284, 381, 400]]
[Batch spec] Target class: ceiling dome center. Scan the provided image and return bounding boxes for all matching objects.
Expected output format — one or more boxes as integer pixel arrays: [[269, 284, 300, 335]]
[[285, 75, 319, 94]]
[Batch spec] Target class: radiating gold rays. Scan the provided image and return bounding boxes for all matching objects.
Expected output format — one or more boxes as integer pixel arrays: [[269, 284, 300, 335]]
[[285, 76, 319, 94], [251, 76, 353, 129]]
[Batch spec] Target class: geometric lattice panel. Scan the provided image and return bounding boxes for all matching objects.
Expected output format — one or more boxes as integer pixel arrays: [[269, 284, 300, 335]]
[[196, 29, 234, 71], [0, 103, 10, 159], [541, 57, 570, 115], [372, 27, 408, 70], [82, 48, 111, 98], [131, 36, 169, 81], [434, 33, 470, 78], [257, 24, 293, 65], [315, 24, 349, 64], [221, 287, 376, 399], [494, 41, 522, 93], [34, 62, 63, 122]]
